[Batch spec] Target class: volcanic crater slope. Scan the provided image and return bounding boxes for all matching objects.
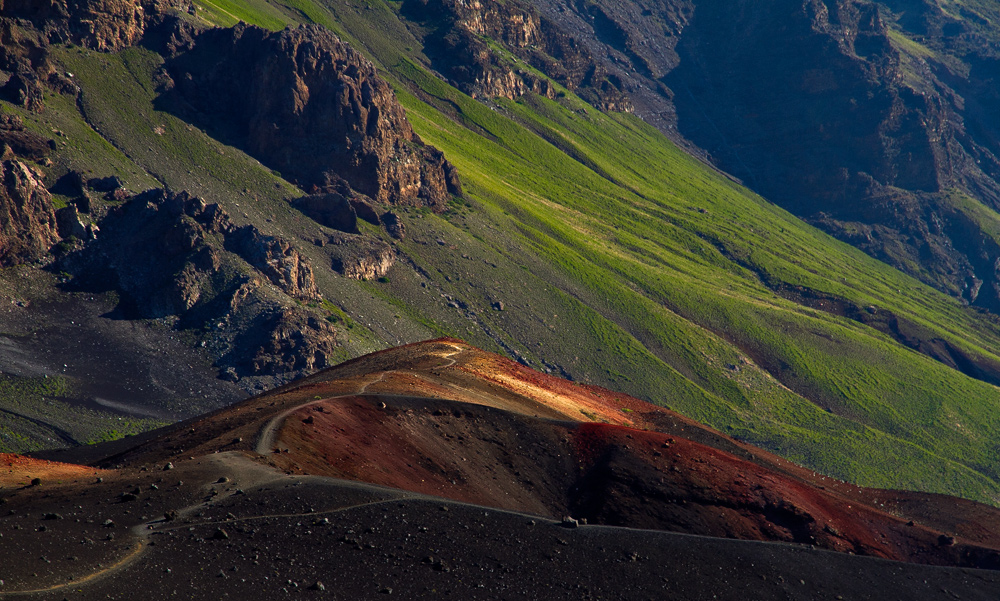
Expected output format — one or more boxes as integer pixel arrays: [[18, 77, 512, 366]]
[[3, 339, 1000, 600]]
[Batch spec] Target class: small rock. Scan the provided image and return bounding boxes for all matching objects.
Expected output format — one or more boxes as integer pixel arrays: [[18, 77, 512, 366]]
[[30, 478, 41, 486], [381, 211, 405, 239], [213, 528, 229, 540], [163, 462, 174, 471], [561, 516, 579, 528], [43, 513, 63, 520], [217, 477, 229, 483], [308, 582, 326, 591]]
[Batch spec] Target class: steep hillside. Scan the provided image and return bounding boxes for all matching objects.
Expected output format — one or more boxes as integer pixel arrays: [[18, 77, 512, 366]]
[[510, 0, 1000, 313], [2, 0, 1000, 511]]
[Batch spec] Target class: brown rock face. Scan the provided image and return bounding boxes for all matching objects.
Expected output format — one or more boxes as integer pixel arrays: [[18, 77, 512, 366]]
[[326, 232, 395, 280], [0, 0, 189, 52], [402, 0, 632, 111], [1, 0, 144, 52], [292, 193, 359, 234], [0, 159, 59, 267], [165, 24, 461, 209], [225, 225, 321, 301]]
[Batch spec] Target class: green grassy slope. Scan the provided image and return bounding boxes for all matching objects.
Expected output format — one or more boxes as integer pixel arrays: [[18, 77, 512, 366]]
[[10, 0, 1000, 504]]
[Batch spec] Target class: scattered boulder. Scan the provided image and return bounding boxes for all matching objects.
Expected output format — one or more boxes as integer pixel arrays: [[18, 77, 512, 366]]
[[327, 232, 395, 280], [292, 193, 359, 233], [49, 170, 86, 197], [380, 211, 405, 240], [87, 175, 125, 193], [350, 197, 381, 226], [106, 186, 130, 202], [73, 193, 93, 214], [54, 205, 88, 240]]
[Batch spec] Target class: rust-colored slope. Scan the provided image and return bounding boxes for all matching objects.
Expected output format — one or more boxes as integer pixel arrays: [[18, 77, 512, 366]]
[[268, 394, 1000, 569], [46, 338, 1000, 572], [0, 453, 99, 486]]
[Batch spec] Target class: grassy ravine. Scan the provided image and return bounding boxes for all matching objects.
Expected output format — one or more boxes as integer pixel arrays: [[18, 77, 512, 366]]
[[9, 0, 1000, 504]]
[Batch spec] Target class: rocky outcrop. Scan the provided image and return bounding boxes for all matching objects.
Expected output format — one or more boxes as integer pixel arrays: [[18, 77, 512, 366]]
[[326, 232, 394, 280], [402, 0, 632, 111], [0, 159, 59, 267], [57, 189, 336, 386], [0, 0, 192, 52], [225, 224, 321, 301], [221, 309, 338, 377], [163, 24, 461, 209], [380, 211, 405, 240], [0, 0, 192, 113]]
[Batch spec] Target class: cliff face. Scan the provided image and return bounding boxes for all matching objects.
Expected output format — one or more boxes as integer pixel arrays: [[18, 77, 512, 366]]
[[0, 0, 192, 51], [402, 0, 632, 111], [0, 159, 59, 267], [663, 0, 1000, 308], [1, 0, 146, 52], [163, 24, 461, 209]]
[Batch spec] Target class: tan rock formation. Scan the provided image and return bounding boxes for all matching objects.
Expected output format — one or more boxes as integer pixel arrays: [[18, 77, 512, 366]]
[[0, 159, 59, 267]]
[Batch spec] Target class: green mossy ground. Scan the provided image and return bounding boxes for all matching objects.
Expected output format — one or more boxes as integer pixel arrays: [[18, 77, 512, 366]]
[[0, 375, 168, 452], [5, 0, 1000, 504]]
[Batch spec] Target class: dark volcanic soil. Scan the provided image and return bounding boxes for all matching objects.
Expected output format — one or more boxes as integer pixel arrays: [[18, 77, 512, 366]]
[[0, 269, 245, 421], [2, 452, 999, 601]]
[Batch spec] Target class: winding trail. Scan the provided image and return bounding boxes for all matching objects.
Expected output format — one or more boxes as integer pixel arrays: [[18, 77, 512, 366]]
[[0, 540, 144, 597], [0, 344, 469, 598], [254, 343, 466, 455]]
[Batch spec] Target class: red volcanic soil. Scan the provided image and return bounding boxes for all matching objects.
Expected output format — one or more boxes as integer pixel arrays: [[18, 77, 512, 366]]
[[0, 453, 99, 485], [270, 394, 1000, 570]]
